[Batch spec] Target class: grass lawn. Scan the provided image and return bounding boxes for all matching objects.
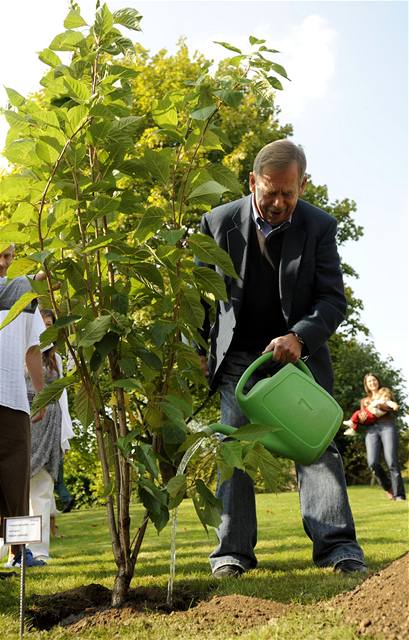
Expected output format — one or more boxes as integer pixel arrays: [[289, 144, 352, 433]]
[[0, 484, 407, 639]]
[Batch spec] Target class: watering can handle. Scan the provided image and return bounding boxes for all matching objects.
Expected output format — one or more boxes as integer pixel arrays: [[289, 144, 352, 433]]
[[235, 352, 313, 401]]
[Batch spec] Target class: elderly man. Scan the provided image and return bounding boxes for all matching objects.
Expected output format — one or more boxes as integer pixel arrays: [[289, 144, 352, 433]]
[[199, 139, 367, 577], [0, 245, 45, 574]]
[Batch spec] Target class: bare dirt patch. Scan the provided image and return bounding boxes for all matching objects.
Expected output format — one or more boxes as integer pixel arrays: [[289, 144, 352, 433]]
[[27, 553, 408, 638], [328, 552, 409, 640]]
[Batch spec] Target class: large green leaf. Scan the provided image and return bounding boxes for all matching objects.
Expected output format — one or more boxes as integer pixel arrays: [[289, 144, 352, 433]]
[[179, 286, 205, 328], [31, 374, 76, 417], [64, 77, 91, 103], [49, 30, 84, 51], [144, 148, 174, 184], [135, 443, 159, 479], [94, 3, 114, 39], [74, 384, 95, 428], [6, 258, 37, 278], [5, 87, 25, 107], [0, 292, 38, 330], [0, 176, 33, 200], [220, 440, 245, 470], [133, 206, 165, 242], [207, 164, 242, 195], [187, 180, 228, 200], [78, 316, 112, 348], [38, 48, 63, 68], [64, 8, 87, 28], [167, 475, 187, 509], [193, 266, 227, 301], [4, 139, 38, 167], [139, 479, 169, 533], [190, 105, 217, 121], [152, 96, 178, 128], [193, 479, 222, 532], [230, 423, 278, 441], [113, 8, 142, 31], [189, 233, 238, 278]]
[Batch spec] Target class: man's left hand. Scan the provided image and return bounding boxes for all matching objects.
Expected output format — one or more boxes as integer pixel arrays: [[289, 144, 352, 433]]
[[263, 334, 302, 363]]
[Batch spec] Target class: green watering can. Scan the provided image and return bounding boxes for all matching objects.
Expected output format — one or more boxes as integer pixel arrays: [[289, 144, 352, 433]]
[[208, 352, 343, 465]]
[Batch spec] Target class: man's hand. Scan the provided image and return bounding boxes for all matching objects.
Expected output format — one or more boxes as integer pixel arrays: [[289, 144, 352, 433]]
[[262, 334, 302, 363]]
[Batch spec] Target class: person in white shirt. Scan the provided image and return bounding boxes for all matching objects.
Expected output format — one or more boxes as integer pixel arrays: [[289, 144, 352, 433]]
[[0, 245, 46, 573]]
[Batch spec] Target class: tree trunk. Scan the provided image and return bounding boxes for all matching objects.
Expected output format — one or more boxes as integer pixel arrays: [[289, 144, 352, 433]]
[[111, 566, 133, 607]]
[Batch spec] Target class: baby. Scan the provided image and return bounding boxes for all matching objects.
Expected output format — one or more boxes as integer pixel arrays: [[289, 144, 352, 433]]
[[343, 387, 399, 436]]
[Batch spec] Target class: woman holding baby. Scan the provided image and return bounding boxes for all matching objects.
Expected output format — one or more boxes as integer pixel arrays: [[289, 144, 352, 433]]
[[359, 373, 406, 501]]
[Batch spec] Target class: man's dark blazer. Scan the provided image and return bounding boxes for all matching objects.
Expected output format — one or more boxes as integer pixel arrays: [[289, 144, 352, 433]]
[[199, 194, 347, 393]]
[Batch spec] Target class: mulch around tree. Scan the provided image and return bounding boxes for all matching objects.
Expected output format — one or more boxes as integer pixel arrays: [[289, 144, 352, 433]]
[[26, 553, 408, 639]]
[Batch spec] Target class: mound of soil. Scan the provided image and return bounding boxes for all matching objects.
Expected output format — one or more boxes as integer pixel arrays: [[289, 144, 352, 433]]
[[329, 552, 409, 640], [27, 553, 408, 639]]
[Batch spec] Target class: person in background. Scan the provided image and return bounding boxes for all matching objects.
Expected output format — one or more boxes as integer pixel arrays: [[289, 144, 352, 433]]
[[343, 387, 399, 435], [360, 373, 406, 501], [198, 139, 366, 577], [26, 309, 75, 560], [0, 245, 45, 572]]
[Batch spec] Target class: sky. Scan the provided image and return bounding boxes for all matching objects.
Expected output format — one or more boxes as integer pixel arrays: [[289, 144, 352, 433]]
[[0, 0, 408, 388]]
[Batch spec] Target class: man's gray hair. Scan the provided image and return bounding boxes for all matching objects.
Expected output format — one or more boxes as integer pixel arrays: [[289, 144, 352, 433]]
[[253, 139, 307, 183]]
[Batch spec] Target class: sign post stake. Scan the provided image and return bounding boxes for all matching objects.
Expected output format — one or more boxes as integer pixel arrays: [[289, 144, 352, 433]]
[[19, 544, 26, 638], [4, 516, 42, 638]]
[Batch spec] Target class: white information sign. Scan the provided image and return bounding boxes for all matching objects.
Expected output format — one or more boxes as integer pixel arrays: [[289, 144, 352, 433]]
[[4, 516, 42, 544]]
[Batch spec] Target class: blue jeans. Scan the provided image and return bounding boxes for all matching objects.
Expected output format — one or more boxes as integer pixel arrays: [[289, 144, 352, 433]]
[[365, 419, 406, 499], [209, 351, 365, 572]]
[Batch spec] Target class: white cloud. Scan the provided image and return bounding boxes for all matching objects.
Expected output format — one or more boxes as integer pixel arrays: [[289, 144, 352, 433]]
[[274, 15, 337, 119]]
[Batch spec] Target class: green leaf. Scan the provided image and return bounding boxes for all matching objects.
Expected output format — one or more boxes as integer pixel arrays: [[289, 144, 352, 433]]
[[193, 266, 227, 301], [152, 96, 178, 128], [6, 258, 37, 278], [220, 440, 245, 470], [132, 263, 164, 290], [207, 164, 242, 195], [193, 479, 222, 532], [247, 442, 280, 492], [0, 292, 37, 330], [213, 89, 243, 108], [189, 233, 238, 278], [134, 206, 165, 242], [144, 148, 174, 184], [188, 180, 228, 200], [38, 48, 63, 68], [214, 41, 242, 54], [249, 36, 266, 46], [64, 8, 87, 28], [36, 140, 60, 165], [66, 104, 89, 132], [31, 375, 76, 417], [167, 475, 187, 509], [180, 287, 205, 328], [135, 443, 159, 479], [4, 139, 38, 167], [94, 3, 114, 39], [113, 8, 142, 31], [267, 76, 284, 91], [230, 423, 277, 441], [64, 77, 91, 103], [74, 384, 95, 428], [49, 30, 84, 51], [158, 229, 185, 246], [5, 87, 25, 107], [190, 105, 217, 121], [0, 176, 32, 200], [78, 316, 112, 348], [269, 62, 289, 79], [139, 479, 169, 532], [10, 203, 35, 224], [158, 400, 186, 430]]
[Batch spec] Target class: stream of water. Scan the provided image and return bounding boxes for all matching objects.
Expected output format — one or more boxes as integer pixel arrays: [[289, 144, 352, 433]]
[[166, 436, 207, 608]]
